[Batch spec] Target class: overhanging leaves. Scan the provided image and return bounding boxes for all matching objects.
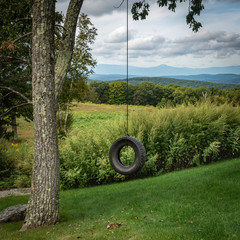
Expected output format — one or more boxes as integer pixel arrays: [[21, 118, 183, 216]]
[[131, 0, 204, 32]]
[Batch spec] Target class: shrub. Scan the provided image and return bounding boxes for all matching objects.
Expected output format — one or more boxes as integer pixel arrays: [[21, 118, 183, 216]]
[[0, 140, 16, 189], [136, 103, 240, 170], [0, 140, 15, 179], [0, 141, 33, 189], [59, 103, 240, 189]]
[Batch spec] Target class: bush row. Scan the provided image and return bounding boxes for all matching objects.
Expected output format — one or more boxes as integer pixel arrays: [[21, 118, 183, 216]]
[[0, 142, 32, 189], [59, 103, 240, 189]]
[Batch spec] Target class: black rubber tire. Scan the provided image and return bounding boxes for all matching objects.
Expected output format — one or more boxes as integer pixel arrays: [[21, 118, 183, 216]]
[[109, 136, 146, 175]]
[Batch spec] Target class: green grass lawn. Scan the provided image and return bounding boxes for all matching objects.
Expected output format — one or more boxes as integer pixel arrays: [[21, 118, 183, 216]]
[[1, 158, 240, 240]]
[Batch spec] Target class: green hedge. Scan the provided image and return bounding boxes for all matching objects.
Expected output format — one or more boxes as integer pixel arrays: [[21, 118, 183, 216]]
[[59, 103, 240, 189]]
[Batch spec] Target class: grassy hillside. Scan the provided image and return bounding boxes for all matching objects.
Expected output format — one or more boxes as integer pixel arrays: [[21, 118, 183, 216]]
[[113, 77, 240, 89], [1, 158, 240, 240]]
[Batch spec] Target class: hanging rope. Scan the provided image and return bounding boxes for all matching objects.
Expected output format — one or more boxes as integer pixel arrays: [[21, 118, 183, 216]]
[[113, 0, 129, 136], [109, 0, 146, 176], [126, 0, 129, 136]]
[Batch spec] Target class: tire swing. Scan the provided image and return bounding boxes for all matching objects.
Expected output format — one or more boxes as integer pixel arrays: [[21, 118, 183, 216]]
[[109, 0, 146, 175], [109, 136, 146, 175]]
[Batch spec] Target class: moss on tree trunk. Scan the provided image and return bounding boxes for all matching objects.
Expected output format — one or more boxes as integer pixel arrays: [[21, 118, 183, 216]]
[[21, 0, 84, 231], [21, 0, 59, 230]]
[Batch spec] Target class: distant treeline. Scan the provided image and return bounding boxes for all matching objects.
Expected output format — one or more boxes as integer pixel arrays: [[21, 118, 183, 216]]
[[114, 76, 240, 89], [85, 80, 240, 107]]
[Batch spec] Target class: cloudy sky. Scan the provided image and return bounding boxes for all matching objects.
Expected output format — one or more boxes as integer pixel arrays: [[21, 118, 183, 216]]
[[56, 0, 240, 68]]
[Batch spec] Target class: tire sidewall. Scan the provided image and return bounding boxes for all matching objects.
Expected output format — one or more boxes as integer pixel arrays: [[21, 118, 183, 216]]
[[109, 136, 146, 175]]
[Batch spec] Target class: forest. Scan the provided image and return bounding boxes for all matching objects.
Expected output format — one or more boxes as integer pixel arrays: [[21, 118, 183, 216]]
[[115, 76, 240, 88], [86, 80, 240, 107]]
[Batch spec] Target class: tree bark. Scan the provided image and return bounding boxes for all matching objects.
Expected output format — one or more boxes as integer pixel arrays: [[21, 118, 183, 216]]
[[21, 0, 59, 230], [21, 0, 84, 231], [63, 79, 73, 132], [55, 0, 84, 102], [58, 104, 63, 133], [11, 114, 18, 141]]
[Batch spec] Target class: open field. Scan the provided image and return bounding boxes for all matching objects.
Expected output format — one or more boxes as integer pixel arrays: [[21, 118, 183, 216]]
[[15, 103, 155, 142], [0, 158, 240, 240]]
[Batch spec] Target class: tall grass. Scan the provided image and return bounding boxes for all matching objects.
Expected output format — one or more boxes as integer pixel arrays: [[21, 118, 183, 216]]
[[59, 103, 240, 189], [131, 103, 240, 170]]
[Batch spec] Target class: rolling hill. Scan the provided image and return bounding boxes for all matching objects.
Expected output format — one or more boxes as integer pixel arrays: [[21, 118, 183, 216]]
[[93, 64, 240, 76], [95, 76, 239, 89], [90, 64, 240, 87]]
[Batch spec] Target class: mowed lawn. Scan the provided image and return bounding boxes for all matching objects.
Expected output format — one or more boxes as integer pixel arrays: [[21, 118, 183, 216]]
[[0, 158, 240, 240]]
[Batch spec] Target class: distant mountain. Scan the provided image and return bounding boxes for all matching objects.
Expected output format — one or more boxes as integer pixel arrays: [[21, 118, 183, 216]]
[[93, 64, 240, 76], [167, 74, 240, 85], [112, 77, 240, 90], [90, 74, 138, 81], [90, 73, 240, 85]]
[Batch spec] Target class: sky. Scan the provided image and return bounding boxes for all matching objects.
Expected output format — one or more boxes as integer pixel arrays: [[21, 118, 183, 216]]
[[56, 0, 240, 69]]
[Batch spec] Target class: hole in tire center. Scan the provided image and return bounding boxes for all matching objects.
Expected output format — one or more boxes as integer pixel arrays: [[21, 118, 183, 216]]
[[119, 145, 135, 166]]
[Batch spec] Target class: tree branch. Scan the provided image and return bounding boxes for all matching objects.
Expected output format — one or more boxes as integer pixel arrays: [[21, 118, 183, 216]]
[[54, 0, 84, 102], [0, 86, 32, 117], [0, 55, 31, 66], [13, 32, 32, 43], [114, 0, 125, 8], [54, 29, 62, 39], [3, 91, 15, 99], [0, 86, 32, 103], [0, 103, 32, 118], [55, 24, 67, 32], [55, 25, 67, 39], [13, 18, 32, 22]]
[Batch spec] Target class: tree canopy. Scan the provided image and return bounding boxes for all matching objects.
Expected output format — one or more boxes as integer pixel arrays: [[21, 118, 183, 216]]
[[0, 0, 33, 138], [132, 0, 204, 32]]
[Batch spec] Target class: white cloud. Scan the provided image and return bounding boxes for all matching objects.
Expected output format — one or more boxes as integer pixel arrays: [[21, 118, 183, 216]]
[[98, 30, 240, 66], [129, 35, 165, 51], [171, 31, 240, 57], [105, 26, 136, 43], [56, 0, 240, 68], [82, 0, 126, 16], [213, 0, 240, 3]]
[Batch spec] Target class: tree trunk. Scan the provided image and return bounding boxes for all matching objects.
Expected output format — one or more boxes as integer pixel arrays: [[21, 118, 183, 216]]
[[21, 0, 59, 230], [11, 114, 18, 141], [63, 79, 73, 132], [54, 0, 84, 101], [58, 104, 63, 133], [21, 0, 84, 231], [63, 99, 70, 133]]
